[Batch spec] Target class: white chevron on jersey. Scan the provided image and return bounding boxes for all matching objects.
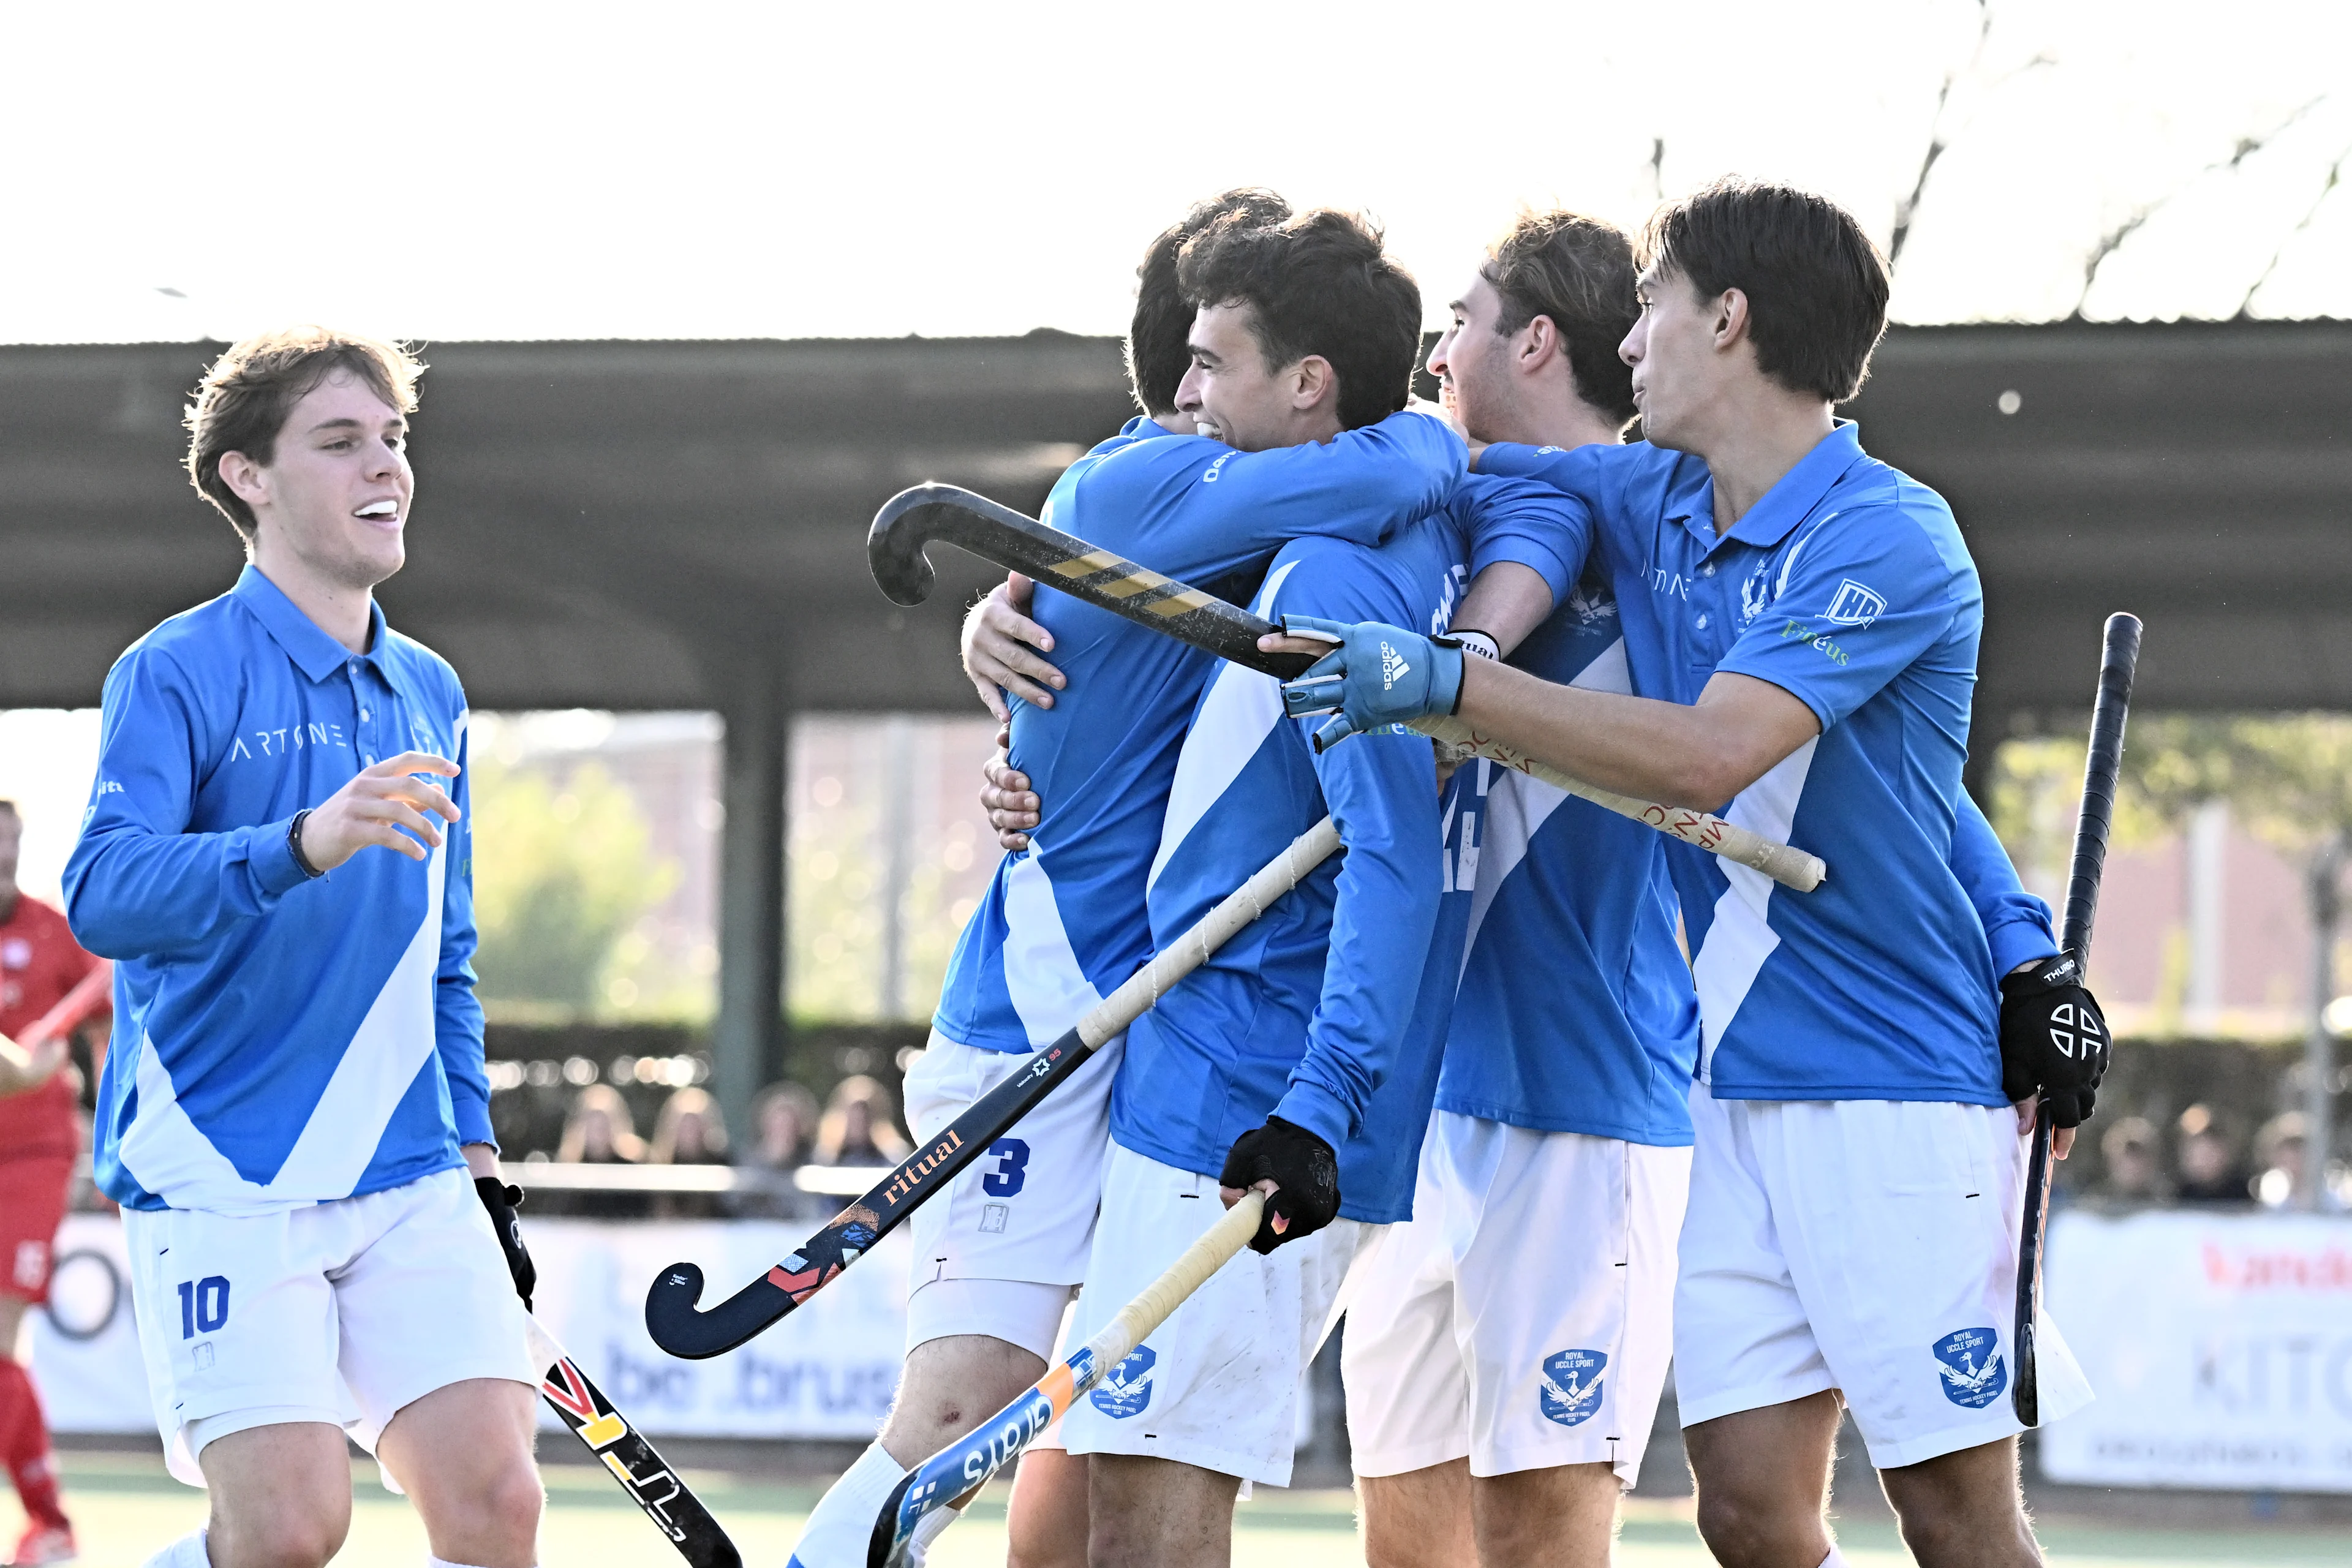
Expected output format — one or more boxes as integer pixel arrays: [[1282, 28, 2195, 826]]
[[998, 847, 1110, 1046], [114, 842, 447, 1216], [1691, 739, 1817, 1080]]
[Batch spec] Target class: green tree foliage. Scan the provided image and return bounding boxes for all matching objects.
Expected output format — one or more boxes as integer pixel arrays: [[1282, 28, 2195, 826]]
[[470, 757, 679, 1015]]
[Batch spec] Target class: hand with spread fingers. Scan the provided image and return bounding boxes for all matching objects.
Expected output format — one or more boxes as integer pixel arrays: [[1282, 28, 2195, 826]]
[[295, 750, 461, 872], [1273, 615, 1466, 752], [961, 573, 1065, 723]]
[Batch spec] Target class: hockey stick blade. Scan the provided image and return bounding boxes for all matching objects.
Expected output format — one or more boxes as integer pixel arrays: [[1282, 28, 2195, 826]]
[[2013, 611, 2140, 1428], [869, 1193, 1266, 1568], [527, 1319, 742, 1568], [871, 484, 1826, 892], [647, 818, 1345, 1359], [646, 1031, 1090, 1359]]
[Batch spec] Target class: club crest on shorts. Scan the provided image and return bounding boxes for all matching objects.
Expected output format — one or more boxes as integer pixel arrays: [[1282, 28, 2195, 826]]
[[1538, 1349, 1607, 1427], [1090, 1344, 1156, 1419], [1932, 1327, 2006, 1408]]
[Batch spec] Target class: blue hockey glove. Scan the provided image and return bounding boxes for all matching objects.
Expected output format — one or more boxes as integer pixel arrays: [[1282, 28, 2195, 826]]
[[1277, 615, 1464, 752]]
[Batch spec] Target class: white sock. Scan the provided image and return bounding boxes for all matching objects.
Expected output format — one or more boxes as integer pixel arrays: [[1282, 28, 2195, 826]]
[[140, 1531, 209, 1568], [1818, 1549, 1850, 1568], [903, 1499, 964, 1564], [788, 1441, 910, 1568]]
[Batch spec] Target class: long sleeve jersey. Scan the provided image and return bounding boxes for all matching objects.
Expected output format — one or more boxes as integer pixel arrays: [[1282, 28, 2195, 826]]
[[1117, 474, 1580, 1221], [66, 567, 486, 1214], [932, 410, 1479, 1057], [1480, 426, 2056, 1105]]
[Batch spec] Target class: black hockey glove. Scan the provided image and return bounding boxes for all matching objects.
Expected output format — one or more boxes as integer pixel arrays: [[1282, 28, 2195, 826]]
[[474, 1176, 538, 1311], [1998, 953, 2109, 1129], [1218, 1116, 1341, 1256]]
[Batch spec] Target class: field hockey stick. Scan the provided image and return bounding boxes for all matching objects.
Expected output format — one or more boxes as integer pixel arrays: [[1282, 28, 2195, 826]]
[[2012, 611, 2139, 1427], [645, 818, 1343, 1359], [869, 1191, 1267, 1567], [871, 484, 1825, 892], [524, 1316, 742, 1568]]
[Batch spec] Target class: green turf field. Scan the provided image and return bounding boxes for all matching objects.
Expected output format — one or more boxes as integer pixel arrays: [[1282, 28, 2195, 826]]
[[37, 1450, 2350, 1566]]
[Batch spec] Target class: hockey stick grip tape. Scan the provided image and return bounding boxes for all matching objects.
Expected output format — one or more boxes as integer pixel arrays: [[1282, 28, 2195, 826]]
[[1077, 818, 1343, 1048], [1412, 717, 1826, 892]]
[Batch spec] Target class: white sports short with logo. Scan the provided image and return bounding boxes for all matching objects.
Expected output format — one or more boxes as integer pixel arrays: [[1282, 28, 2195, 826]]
[[1343, 1110, 1689, 1487], [899, 1029, 1125, 1362], [123, 1166, 536, 1486], [1056, 1140, 1369, 1486], [1673, 1082, 2094, 1467]]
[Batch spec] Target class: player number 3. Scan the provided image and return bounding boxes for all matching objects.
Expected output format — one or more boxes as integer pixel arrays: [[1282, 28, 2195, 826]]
[[176, 1275, 231, 1338]]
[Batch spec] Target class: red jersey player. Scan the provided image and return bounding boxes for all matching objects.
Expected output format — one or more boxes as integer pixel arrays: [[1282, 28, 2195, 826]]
[[0, 799, 108, 1566]]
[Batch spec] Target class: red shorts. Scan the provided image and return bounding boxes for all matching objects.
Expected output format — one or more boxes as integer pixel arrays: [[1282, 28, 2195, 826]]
[[0, 1158, 73, 1305]]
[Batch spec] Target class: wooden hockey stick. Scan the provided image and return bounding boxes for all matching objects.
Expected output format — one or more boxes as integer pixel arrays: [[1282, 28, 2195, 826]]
[[869, 483, 1825, 892], [646, 820, 1343, 1359], [524, 1317, 741, 1567], [2013, 611, 2139, 1427], [868, 1193, 1267, 1567]]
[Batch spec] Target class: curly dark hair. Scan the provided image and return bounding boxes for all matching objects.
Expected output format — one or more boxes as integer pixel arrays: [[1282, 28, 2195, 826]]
[[1175, 208, 1422, 431], [1128, 189, 1292, 418], [1638, 178, 1889, 404]]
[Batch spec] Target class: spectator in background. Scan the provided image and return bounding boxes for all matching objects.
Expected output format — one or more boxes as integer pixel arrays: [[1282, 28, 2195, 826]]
[[649, 1086, 728, 1221], [2174, 1103, 2250, 1206], [734, 1081, 824, 1220], [556, 1082, 645, 1219], [2092, 1117, 2168, 1207], [2251, 1112, 2311, 1209], [812, 1074, 911, 1167]]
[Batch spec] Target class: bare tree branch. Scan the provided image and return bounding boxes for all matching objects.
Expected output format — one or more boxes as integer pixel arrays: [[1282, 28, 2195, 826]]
[[2236, 134, 2352, 318], [2074, 93, 2332, 317], [1888, 2, 2054, 274], [1648, 137, 1666, 202]]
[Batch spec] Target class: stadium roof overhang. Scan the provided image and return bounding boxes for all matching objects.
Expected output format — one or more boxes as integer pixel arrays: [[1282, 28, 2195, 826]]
[[2, 320, 2346, 738]]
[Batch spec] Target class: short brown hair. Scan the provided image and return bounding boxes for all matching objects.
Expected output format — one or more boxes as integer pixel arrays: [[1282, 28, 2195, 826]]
[[1480, 211, 1640, 428], [1638, 178, 1888, 404], [1129, 189, 1292, 417], [184, 327, 425, 543]]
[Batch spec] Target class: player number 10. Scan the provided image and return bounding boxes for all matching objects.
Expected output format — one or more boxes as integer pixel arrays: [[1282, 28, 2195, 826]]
[[177, 1275, 231, 1338]]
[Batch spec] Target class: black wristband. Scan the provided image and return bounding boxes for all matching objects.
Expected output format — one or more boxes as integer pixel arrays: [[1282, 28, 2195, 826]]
[[288, 809, 325, 879]]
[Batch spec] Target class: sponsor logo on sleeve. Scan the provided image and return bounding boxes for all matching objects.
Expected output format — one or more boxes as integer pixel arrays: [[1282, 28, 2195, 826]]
[[1538, 1348, 1607, 1427], [1932, 1326, 2007, 1408], [1823, 579, 1885, 627], [1090, 1344, 1156, 1419]]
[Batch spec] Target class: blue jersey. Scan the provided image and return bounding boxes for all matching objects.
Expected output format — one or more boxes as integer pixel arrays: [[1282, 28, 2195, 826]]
[[64, 567, 485, 1214], [1438, 570, 1700, 1145], [1115, 496, 1494, 1222], [1481, 424, 2054, 1105], [932, 412, 1465, 1056]]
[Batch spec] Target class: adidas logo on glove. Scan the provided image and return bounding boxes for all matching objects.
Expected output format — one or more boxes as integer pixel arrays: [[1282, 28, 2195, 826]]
[[1380, 641, 1411, 690]]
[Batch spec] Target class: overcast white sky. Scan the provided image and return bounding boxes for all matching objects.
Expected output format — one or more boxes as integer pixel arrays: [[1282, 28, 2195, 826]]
[[4, 0, 2347, 344]]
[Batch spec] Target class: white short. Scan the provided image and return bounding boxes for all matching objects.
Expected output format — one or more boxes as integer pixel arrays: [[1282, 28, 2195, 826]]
[[900, 1030, 1123, 1360], [1056, 1140, 1368, 1488], [1674, 1083, 2094, 1468], [123, 1167, 537, 1487], [1343, 1111, 1689, 1487]]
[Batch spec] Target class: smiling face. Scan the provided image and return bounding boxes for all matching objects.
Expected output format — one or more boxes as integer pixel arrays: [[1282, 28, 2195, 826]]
[[1426, 274, 1518, 443], [1174, 301, 1339, 452], [1621, 262, 1749, 452], [221, 369, 413, 593]]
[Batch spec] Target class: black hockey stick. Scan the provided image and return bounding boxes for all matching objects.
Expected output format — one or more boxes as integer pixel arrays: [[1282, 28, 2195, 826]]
[[644, 818, 1343, 1360], [870, 484, 1826, 891], [2012, 611, 2140, 1427], [526, 1319, 741, 1566]]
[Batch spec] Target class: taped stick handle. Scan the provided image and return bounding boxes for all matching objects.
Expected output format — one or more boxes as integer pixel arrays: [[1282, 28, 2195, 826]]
[[1079, 819, 1343, 1046], [1413, 717, 1825, 892], [2061, 612, 2141, 971], [1095, 1189, 1265, 1362]]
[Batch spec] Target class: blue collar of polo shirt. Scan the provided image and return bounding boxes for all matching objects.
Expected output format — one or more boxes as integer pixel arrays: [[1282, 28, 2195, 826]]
[[230, 564, 389, 683], [1664, 420, 1871, 552]]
